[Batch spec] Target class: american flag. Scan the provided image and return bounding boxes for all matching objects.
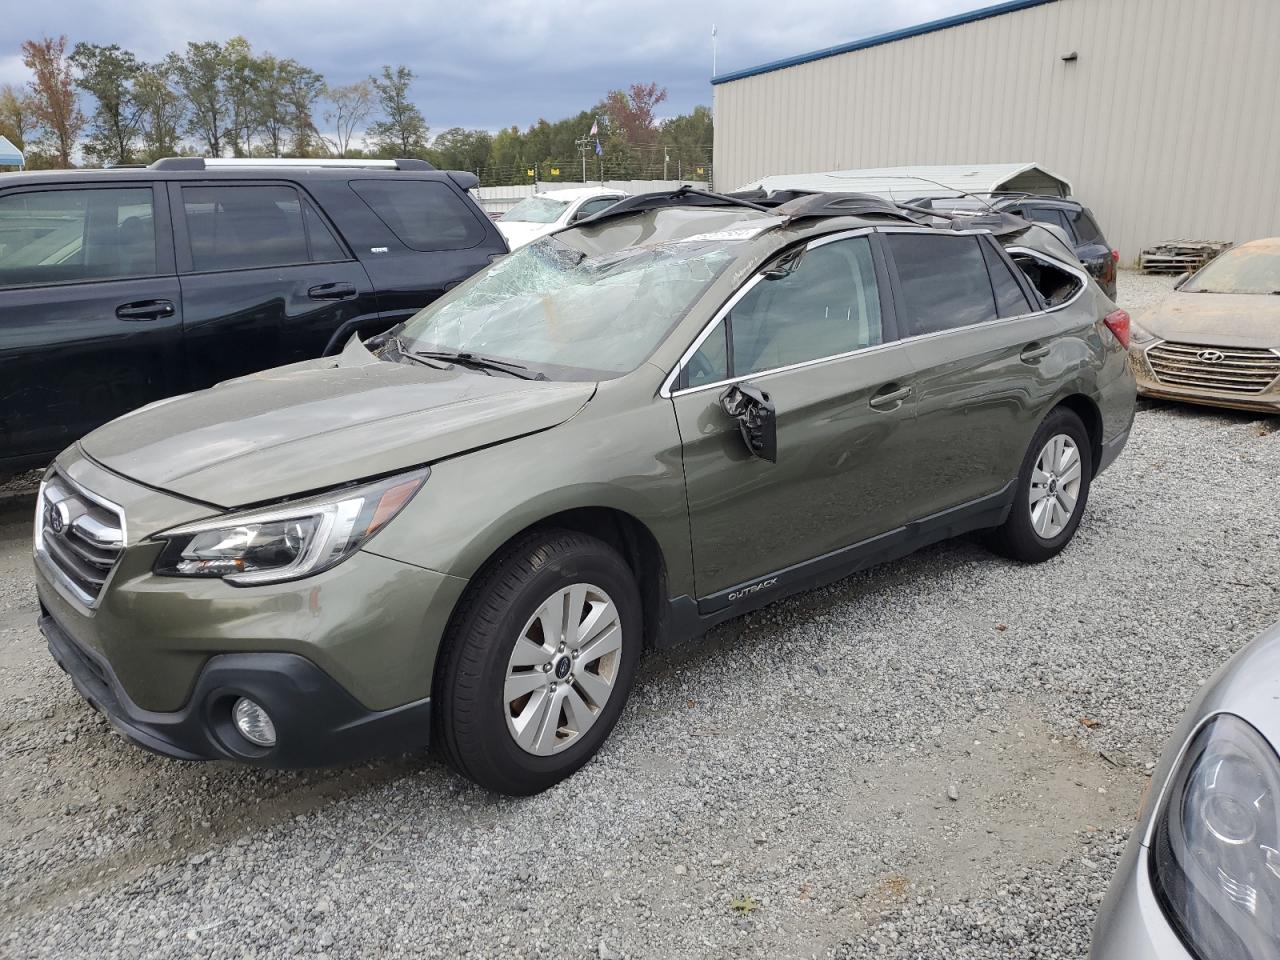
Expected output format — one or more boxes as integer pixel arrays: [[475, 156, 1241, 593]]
[[589, 118, 599, 137]]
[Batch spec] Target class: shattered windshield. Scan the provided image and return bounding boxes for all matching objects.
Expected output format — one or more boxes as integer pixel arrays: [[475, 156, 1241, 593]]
[[501, 196, 570, 224], [1184, 245, 1280, 294], [398, 235, 738, 379]]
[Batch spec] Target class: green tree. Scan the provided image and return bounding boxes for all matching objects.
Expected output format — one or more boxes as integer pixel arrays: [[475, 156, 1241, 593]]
[[133, 62, 186, 161], [21, 35, 85, 168], [169, 40, 230, 156], [222, 37, 260, 157], [69, 42, 144, 165], [323, 81, 374, 158], [427, 127, 493, 172], [282, 61, 325, 156], [367, 65, 428, 157]]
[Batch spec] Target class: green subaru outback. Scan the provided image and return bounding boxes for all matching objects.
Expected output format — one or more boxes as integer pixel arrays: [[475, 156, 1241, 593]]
[[34, 189, 1135, 794]]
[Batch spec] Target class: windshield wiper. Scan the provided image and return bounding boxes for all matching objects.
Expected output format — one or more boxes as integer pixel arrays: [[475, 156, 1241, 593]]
[[408, 349, 548, 381], [381, 335, 452, 369]]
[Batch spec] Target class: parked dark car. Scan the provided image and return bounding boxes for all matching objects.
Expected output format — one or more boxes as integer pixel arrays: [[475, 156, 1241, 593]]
[[0, 157, 507, 476], [914, 194, 1119, 300]]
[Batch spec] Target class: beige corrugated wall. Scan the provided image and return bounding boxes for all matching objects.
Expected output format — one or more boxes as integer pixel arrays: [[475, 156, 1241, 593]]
[[712, 0, 1280, 261]]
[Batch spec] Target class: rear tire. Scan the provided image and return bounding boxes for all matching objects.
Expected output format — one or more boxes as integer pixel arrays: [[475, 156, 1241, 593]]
[[432, 529, 641, 795], [988, 407, 1093, 563]]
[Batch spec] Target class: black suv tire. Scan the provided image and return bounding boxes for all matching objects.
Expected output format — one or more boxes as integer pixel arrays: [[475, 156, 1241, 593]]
[[433, 529, 642, 795], [988, 407, 1093, 563]]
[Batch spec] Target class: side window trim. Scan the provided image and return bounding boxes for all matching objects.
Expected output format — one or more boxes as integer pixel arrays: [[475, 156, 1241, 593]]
[[663, 227, 896, 398]]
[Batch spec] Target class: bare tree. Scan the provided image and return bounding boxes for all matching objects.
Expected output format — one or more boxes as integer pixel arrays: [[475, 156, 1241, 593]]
[[21, 36, 85, 167], [323, 81, 374, 157]]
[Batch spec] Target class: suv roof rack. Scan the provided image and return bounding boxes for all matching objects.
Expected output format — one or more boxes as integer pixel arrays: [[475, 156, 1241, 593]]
[[148, 157, 436, 172]]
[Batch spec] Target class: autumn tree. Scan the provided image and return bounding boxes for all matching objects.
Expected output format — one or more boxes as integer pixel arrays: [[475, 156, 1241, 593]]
[[21, 36, 85, 167], [602, 82, 667, 146], [70, 42, 144, 165], [0, 83, 36, 151], [367, 65, 428, 157]]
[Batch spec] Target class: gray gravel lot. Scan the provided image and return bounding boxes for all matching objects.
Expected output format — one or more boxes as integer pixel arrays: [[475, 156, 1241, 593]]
[[3, 271, 1277, 959]]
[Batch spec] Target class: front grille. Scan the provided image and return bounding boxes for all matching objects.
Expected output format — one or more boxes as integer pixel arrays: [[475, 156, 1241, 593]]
[[1146, 342, 1280, 395], [36, 473, 125, 605]]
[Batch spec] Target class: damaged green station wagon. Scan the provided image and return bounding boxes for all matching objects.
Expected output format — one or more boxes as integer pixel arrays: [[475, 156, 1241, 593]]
[[35, 188, 1135, 795]]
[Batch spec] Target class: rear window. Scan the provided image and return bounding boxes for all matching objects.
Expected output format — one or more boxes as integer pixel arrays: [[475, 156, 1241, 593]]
[[1069, 208, 1103, 245], [350, 179, 486, 251], [886, 233, 998, 336]]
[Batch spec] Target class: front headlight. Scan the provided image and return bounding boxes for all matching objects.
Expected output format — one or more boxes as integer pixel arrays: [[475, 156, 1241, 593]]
[[1130, 317, 1159, 345], [1150, 714, 1280, 960], [152, 469, 427, 585]]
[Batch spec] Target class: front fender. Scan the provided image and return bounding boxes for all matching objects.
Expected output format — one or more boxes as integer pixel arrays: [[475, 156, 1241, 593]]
[[363, 397, 695, 595]]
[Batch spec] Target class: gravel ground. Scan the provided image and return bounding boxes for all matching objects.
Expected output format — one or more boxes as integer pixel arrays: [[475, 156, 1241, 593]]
[[4, 271, 1277, 959]]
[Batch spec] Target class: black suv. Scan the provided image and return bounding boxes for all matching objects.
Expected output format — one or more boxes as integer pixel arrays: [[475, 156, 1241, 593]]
[[913, 195, 1118, 300], [0, 158, 508, 476]]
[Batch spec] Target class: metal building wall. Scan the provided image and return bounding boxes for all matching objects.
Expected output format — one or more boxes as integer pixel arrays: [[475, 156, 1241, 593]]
[[712, 0, 1280, 260]]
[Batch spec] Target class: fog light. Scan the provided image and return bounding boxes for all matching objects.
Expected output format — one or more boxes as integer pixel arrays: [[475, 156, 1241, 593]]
[[232, 697, 276, 747]]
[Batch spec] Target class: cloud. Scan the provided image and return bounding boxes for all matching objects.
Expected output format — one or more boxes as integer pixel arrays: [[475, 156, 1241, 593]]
[[2, 0, 983, 130]]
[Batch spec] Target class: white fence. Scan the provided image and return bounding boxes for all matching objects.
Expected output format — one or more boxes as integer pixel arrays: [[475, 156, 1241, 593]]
[[475, 180, 710, 217]]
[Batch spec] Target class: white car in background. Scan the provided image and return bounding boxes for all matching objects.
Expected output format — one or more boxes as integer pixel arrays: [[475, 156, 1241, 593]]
[[496, 187, 626, 249]]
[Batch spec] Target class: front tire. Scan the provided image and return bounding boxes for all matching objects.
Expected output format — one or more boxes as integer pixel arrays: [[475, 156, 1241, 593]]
[[988, 407, 1093, 563], [433, 529, 641, 795]]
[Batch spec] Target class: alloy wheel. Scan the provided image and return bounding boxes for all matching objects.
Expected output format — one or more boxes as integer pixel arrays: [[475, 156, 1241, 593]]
[[503, 583, 623, 756], [1028, 433, 1083, 539]]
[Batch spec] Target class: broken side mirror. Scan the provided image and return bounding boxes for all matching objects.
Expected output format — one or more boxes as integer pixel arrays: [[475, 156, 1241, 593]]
[[719, 383, 777, 463]]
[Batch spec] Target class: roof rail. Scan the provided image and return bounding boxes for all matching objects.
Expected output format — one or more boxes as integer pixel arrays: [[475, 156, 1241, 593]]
[[148, 157, 436, 171]]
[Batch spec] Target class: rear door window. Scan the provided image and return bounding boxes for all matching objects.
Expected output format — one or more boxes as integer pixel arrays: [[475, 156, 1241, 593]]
[[885, 233, 998, 336], [0, 187, 157, 287], [350, 179, 486, 251], [182, 185, 316, 271]]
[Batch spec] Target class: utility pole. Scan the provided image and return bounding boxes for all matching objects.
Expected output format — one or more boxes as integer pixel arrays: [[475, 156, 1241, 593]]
[[575, 135, 590, 183], [711, 24, 718, 78]]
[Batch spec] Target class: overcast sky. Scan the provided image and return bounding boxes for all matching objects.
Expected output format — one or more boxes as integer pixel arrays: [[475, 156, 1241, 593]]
[[1, 0, 985, 132]]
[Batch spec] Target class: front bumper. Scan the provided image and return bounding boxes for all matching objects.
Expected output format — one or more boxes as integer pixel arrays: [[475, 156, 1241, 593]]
[[1090, 840, 1192, 960], [41, 609, 432, 767]]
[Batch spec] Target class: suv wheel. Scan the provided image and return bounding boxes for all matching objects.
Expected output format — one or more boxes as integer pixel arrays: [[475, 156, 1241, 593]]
[[988, 407, 1093, 563], [433, 529, 641, 795]]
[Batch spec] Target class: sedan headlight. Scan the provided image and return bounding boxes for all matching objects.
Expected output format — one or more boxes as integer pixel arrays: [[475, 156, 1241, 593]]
[[1150, 714, 1280, 960], [153, 469, 427, 585], [1129, 317, 1159, 345]]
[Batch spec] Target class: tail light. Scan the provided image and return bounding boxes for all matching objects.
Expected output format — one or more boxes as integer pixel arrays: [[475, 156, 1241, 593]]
[[1103, 309, 1130, 349], [1111, 249, 1120, 263]]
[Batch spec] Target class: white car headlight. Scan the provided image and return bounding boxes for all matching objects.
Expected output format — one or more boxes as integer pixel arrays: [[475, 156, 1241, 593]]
[[153, 469, 427, 585], [1149, 714, 1280, 960]]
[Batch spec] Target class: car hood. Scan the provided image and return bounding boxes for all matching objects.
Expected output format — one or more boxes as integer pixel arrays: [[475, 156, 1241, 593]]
[[1139, 291, 1280, 348], [79, 341, 595, 508], [496, 220, 556, 250]]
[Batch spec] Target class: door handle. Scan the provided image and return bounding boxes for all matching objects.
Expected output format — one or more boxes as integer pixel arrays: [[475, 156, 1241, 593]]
[[1020, 343, 1051, 363], [308, 282, 357, 300], [868, 384, 912, 410], [115, 299, 175, 321]]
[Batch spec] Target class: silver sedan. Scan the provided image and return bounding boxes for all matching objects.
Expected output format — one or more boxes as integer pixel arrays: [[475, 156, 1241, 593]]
[[1091, 622, 1280, 959]]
